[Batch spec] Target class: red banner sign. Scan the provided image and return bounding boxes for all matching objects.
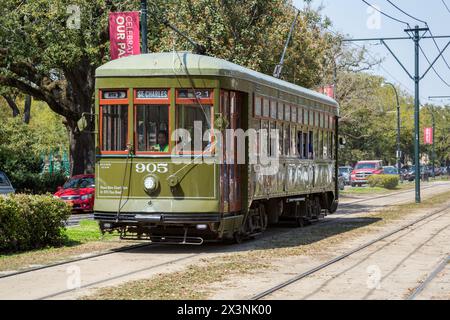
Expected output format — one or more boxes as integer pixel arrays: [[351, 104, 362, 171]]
[[109, 12, 141, 60], [424, 127, 433, 145], [317, 85, 335, 99]]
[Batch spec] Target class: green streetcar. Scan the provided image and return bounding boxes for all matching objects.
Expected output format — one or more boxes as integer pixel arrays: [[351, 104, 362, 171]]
[[93, 52, 340, 244]]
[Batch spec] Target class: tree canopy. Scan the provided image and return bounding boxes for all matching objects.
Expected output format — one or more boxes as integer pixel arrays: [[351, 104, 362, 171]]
[[0, 0, 448, 174]]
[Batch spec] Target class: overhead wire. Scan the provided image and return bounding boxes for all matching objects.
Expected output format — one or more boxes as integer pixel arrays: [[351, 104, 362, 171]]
[[385, 0, 450, 87], [442, 0, 450, 14], [419, 44, 450, 87], [361, 0, 410, 27], [385, 0, 427, 25]]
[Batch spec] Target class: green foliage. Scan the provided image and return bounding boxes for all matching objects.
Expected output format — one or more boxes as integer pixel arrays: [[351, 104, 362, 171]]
[[368, 174, 399, 190], [0, 194, 71, 252], [0, 108, 68, 193]]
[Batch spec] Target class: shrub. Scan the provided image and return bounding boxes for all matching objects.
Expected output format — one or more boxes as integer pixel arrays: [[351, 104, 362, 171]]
[[368, 174, 399, 189], [0, 194, 71, 253]]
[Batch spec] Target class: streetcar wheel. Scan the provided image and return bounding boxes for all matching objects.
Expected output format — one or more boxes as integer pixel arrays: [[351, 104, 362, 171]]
[[329, 200, 338, 214], [295, 217, 305, 228], [233, 232, 244, 244]]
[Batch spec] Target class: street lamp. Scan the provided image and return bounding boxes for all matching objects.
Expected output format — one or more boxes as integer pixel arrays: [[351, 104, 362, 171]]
[[383, 82, 402, 182]]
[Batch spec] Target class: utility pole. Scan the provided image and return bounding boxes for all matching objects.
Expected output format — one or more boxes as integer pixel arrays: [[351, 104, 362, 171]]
[[406, 25, 428, 203], [141, 0, 148, 54], [343, 26, 450, 203]]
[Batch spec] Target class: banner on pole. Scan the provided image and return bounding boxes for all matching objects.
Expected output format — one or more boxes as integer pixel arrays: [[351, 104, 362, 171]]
[[424, 127, 433, 145], [317, 85, 335, 99], [109, 12, 141, 60]]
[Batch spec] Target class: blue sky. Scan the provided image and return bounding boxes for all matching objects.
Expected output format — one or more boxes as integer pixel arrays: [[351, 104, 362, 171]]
[[293, 0, 450, 105]]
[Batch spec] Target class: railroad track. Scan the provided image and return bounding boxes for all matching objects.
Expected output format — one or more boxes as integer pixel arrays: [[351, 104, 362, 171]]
[[407, 254, 450, 300], [2, 184, 448, 299], [35, 253, 199, 300], [2, 183, 446, 281], [250, 204, 450, 300], [339, 182, 442, 208]]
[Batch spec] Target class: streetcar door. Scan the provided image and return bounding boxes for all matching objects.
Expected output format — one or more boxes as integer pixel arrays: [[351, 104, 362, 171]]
[[220, 91, 242, 213]]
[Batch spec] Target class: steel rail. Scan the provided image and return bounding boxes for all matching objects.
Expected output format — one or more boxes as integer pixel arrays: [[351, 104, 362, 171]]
[[251, 204, 450, 300], [1, 183, 447, 280], [0, 242, 154, 280], [407, 254, 450, 300]]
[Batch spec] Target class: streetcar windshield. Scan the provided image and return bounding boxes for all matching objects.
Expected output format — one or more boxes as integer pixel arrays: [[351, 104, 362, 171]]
[[175, 104, 212, 153], [136, 105, 169, 153]]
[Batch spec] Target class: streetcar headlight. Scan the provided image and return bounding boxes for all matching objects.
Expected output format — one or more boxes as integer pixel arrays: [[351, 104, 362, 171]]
[[144, 176, 158, 192]]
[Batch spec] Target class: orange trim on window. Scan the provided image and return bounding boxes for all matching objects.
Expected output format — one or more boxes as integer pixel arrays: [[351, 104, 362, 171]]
[[99, 104, 129, 155], [133, 103, 171, 155]]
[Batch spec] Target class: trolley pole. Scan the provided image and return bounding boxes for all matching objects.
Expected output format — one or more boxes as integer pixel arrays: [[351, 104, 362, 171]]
[[140, 0, 148, 54]]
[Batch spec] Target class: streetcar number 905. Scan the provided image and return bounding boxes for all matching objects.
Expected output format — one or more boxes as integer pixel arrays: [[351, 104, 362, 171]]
[[136, 163, 168, 174]]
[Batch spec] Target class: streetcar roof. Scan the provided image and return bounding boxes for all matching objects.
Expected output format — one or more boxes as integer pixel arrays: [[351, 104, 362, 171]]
[[96, 52, 338, 107]]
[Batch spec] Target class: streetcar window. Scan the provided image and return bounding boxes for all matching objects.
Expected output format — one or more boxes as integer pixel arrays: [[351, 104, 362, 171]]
[[284, 124, 290, 156], [261, 120, 269, 159], [255, 96, 262, 116], [263, 98, 270, 118], [291, 125, 297, 157], [309, 131, 314, 159], [270, 122, 277, 157], [277, 102, 284, 120], [297, 131, 303, 158], [303, 132, 308, 159], [136, 105, 169, 153], [277, 122, 283, 156], [319, 131, 324, 159], [314, 130, 319, 159], [175, 105, 212, 153], [284, 105, 291, 122], [101, 105, 128, 152], [304, 109, 309, 125], [298, 108, 303, 124], [292, 107, 297, 123], [270, 101, 277, 119]]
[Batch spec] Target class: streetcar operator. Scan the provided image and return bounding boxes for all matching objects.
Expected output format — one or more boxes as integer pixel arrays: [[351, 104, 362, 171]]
[[155, 130, 169, 152]]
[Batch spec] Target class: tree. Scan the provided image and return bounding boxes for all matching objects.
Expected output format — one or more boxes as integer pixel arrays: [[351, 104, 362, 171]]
[[0, 0, 118, 175], [1, 88, 32, 123], [0, 0, 343, 175]]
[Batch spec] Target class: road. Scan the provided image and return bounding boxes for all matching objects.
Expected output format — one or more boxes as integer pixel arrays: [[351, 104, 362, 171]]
[[0, 180, 449, 300]]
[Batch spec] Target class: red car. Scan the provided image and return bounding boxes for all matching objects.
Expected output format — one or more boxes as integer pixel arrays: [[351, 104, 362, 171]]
[[350, 160, 383, 187], [54, 174, 95, 212]]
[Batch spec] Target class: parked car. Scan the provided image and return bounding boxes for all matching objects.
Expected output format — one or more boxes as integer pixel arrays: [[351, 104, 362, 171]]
[[339, 166, 353, 185], [402, 166, 429, 182], [0, 171, 15, 195], [350, 160, 383, 187], [338, 172, 345, 191], [382, 166, 399, 175], [54, 174, 95, 212]]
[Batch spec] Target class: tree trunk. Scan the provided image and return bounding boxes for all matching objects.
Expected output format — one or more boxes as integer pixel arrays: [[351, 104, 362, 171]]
[[23, 95, 31, 124], [68, 122, 95, 176], [2, 94, 20, 117]]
